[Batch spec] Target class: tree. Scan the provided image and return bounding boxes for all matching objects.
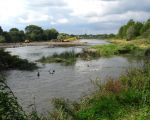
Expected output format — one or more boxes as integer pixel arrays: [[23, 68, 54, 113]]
[[44, 28, 59, 40], [2, 32, 12, 43], [142, 28, 150, 38], [9, 28, 25, 42], [0, 35, 5, 43], [25, 25, 44, 41], [126, 19, 135, 27], [140, 18, 150, 34], [0, 26, 3, 35], [134, 22, 143, 36], [118, 19, 136, 39], [126, 26, 136, 40], [118, 26, 124, 38]]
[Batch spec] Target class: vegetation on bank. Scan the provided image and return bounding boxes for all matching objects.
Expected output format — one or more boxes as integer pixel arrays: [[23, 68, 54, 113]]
[[90, 44, 142, 56], [117, 18, 150, 40], [78, 34, 116, 39], [0, 49, 37, 71], [110, 38, 150, 49], [37, 44, 143, 65], [50, 61, 150, 120], [38, 49, 102, 65], [38, 51, 77, 65], [0, 76, 28, 119], [87, 18, 150, 57]]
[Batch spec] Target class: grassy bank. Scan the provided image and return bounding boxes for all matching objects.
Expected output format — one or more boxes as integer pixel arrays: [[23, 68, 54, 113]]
[[50, 61, 150, 120], [110, 38, 150, 49], [90, 44, 141, 56], [0, 49, 37, 71], [37, 43, 143, 65], [86, 38, 150, 57]]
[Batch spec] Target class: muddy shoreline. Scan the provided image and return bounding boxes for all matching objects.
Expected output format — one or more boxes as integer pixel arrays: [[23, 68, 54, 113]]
[[0, 41, 87, 48]]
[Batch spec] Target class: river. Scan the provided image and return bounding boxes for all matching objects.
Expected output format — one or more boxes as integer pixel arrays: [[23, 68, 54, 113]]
[[5, 39, 143, 114]]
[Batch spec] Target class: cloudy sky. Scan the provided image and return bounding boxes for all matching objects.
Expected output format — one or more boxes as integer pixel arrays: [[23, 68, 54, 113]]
[[0, 0, 150, 34]]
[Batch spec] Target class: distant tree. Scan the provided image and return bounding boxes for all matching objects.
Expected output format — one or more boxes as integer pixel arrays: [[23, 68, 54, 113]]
[[44, 28, 59, 40], [9, 28, 25, 42], [2, 31, 12, 43], [126, 26, 136, 40], [0, 26, 3, 35], [57, 34, 66, 41], [0, 35, 6, 43], [25, 25, 44, 41]]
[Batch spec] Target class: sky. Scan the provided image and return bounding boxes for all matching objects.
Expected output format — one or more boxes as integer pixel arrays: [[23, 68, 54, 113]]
[[0, 0, 150, 34]]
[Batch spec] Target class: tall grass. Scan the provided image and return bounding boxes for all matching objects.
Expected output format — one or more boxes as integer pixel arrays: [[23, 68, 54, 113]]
[[38, 50, 77, 65]]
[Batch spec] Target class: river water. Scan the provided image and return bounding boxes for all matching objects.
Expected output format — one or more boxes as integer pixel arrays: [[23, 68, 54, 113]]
[[5, 39, 143, 114]]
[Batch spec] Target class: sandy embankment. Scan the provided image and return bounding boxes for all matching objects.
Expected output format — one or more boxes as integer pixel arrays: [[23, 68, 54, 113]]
[[0, 41, 87, 48]]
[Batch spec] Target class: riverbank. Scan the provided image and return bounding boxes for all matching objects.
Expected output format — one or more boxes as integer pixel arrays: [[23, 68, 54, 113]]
[[82, 38, 150, 57], [109, 38, 150, 49], [0, 41, 87, 48], [0, 49, 37, 71]]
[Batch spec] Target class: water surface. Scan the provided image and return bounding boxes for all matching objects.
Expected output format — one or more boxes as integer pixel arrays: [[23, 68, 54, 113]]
[[5, 39, 143, 114]]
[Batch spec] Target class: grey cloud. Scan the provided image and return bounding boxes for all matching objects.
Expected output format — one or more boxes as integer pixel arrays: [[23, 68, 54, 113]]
[[27, 0, 67, 8], [2, 0, 150, 34], [108, 0, 150, 14]]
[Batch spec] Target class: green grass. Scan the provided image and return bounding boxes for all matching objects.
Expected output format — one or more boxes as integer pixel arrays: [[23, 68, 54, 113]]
[[90, 44, 141, 56], [38, 50, 77, 65], [110, 38, 150, 49]]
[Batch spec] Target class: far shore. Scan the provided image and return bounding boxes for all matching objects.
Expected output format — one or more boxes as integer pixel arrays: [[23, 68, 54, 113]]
[[0, 41, 87, 48]]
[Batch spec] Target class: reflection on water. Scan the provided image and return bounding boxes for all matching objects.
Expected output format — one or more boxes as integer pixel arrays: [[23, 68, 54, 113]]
[[80, 39, 109, 45], [6, 46, 82, 61], [5, 39, 143, 114]]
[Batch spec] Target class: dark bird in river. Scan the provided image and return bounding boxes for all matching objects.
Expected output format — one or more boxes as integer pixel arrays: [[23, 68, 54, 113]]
[[37, 72, 40, 78]]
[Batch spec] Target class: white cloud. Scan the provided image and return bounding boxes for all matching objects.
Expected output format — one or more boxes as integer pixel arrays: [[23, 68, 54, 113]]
[[0, 0, 150, 33], [57, 18, 69, 24], [18, 11, 52, 23], [0, 0, 26, 22], [65, 0, 107, 16]]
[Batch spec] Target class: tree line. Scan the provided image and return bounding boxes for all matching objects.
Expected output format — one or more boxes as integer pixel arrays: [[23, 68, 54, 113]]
[[118, 18, 150, 40], [78, 34, 115, 39], [0, 25, 59, 43]]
